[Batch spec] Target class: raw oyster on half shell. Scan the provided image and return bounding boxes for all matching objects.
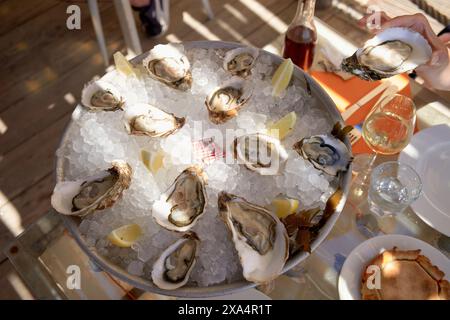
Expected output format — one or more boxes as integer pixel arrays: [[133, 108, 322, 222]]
[[341, 27, 432, 80], [223, 47, 259, 78], [233, 133, 288, 175], [124, 103, 185, 137], [218, 192, 289, 283], [205, 77, 252, 124], [293, 123, 352, 176], [51, 160, 132, 217], [81, 80, 124, 112], [152, 167, 207, 232], [143, 44, 192, 90], [151, 232, 200, 290]]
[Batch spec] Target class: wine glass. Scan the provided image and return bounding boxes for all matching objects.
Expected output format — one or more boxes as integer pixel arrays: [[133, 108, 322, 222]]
[[350, 94, 416, 236], [353, 93, 416, 187]]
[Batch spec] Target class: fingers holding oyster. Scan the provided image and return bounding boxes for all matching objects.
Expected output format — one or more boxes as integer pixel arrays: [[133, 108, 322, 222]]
[[346, 12, 450, 90]]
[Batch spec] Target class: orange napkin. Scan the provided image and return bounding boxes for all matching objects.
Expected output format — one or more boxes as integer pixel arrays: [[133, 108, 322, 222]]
[[310, 71, 411, 154]]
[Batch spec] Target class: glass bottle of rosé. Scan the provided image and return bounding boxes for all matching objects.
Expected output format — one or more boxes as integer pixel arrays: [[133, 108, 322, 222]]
[[282, 0, 317, 71]]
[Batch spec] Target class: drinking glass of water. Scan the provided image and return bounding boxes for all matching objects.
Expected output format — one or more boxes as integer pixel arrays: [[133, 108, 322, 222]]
[[368, 161, 422, 216]]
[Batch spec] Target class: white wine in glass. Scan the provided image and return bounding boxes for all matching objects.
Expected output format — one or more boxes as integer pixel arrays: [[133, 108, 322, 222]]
[[362, 94, 416, 155]]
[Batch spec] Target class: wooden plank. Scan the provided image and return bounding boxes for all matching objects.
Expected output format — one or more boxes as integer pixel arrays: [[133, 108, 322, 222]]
[[181, 0, 295, 43], [321, 14, 367, 47], [0, 0, 58, 37], [0, 173, 53, 251], [241, 0, 296, 47], [0, 38, 123, 155], [0, 0, 231, 155], [0, 2, 116, 113], [0, 115, 69, 209], [0, 259, 32, 299]]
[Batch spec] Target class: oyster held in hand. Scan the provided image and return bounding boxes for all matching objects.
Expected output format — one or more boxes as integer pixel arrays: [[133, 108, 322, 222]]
[[218, 192, 289, 283], [341, 28, 432, 81], [51, 160, 132, 217]]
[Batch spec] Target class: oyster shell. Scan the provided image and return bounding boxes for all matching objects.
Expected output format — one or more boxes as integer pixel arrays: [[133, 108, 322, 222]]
[[293, 123, 352, 176], [51, 161, 132, 217], [293, 134, 351, 176], [205, 77, 252, 124], [152, 167, 207, 232], [218, 192, 289, 283], [143, 44, 192, 90], [81, 80, 124, 112], [233, 133, 288, 175], [124, 103, 185, 137], [341, 27, 432, 81], [151, 233, 199, 290], [223, 47, 259, 78]]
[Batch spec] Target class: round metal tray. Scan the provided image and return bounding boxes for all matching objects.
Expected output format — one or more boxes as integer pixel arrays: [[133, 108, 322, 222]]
[[56, 41, 352, 298]]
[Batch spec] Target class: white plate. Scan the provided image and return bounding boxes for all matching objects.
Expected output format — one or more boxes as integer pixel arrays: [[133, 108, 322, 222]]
[[399, 124, 450, 236], [338, 234, 450, 300]]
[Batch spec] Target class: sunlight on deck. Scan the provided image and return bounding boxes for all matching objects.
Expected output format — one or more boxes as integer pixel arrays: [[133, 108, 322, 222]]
[[223, 3, 248, 23], [332, 0, 365, 21], [0, 191, 24, 238], [166, 33, 181, 43], [183, 12, 220, 40], [0, 117, 7, 135], [216, 18, 252, 45], [263, 43, 281, 54], [64, 92, 77, 105], [239, 0, 287, 33], [7, 273, 33, 300]]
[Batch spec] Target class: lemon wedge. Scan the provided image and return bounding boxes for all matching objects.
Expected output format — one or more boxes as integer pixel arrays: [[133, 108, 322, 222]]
[[270, 198, 299, 219], [267, 111, 297, 140], [141, 149, 165, 173], [150, 150, 165, 173], [271, 58, 294, 97], [113, 51, 135, 76], [141, 149, 151, 171], [107, 224, 142, 248]]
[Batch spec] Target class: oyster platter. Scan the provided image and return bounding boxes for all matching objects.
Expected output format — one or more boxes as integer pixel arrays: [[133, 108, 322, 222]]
[[52, 41, 352, 297]]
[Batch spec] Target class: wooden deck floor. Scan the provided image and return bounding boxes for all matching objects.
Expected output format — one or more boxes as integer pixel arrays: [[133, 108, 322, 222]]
[[0, 0, 447, 299]]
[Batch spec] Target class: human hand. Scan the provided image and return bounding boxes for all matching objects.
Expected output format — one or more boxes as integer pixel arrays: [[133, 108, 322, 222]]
[[359, 12, 450, 90]]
